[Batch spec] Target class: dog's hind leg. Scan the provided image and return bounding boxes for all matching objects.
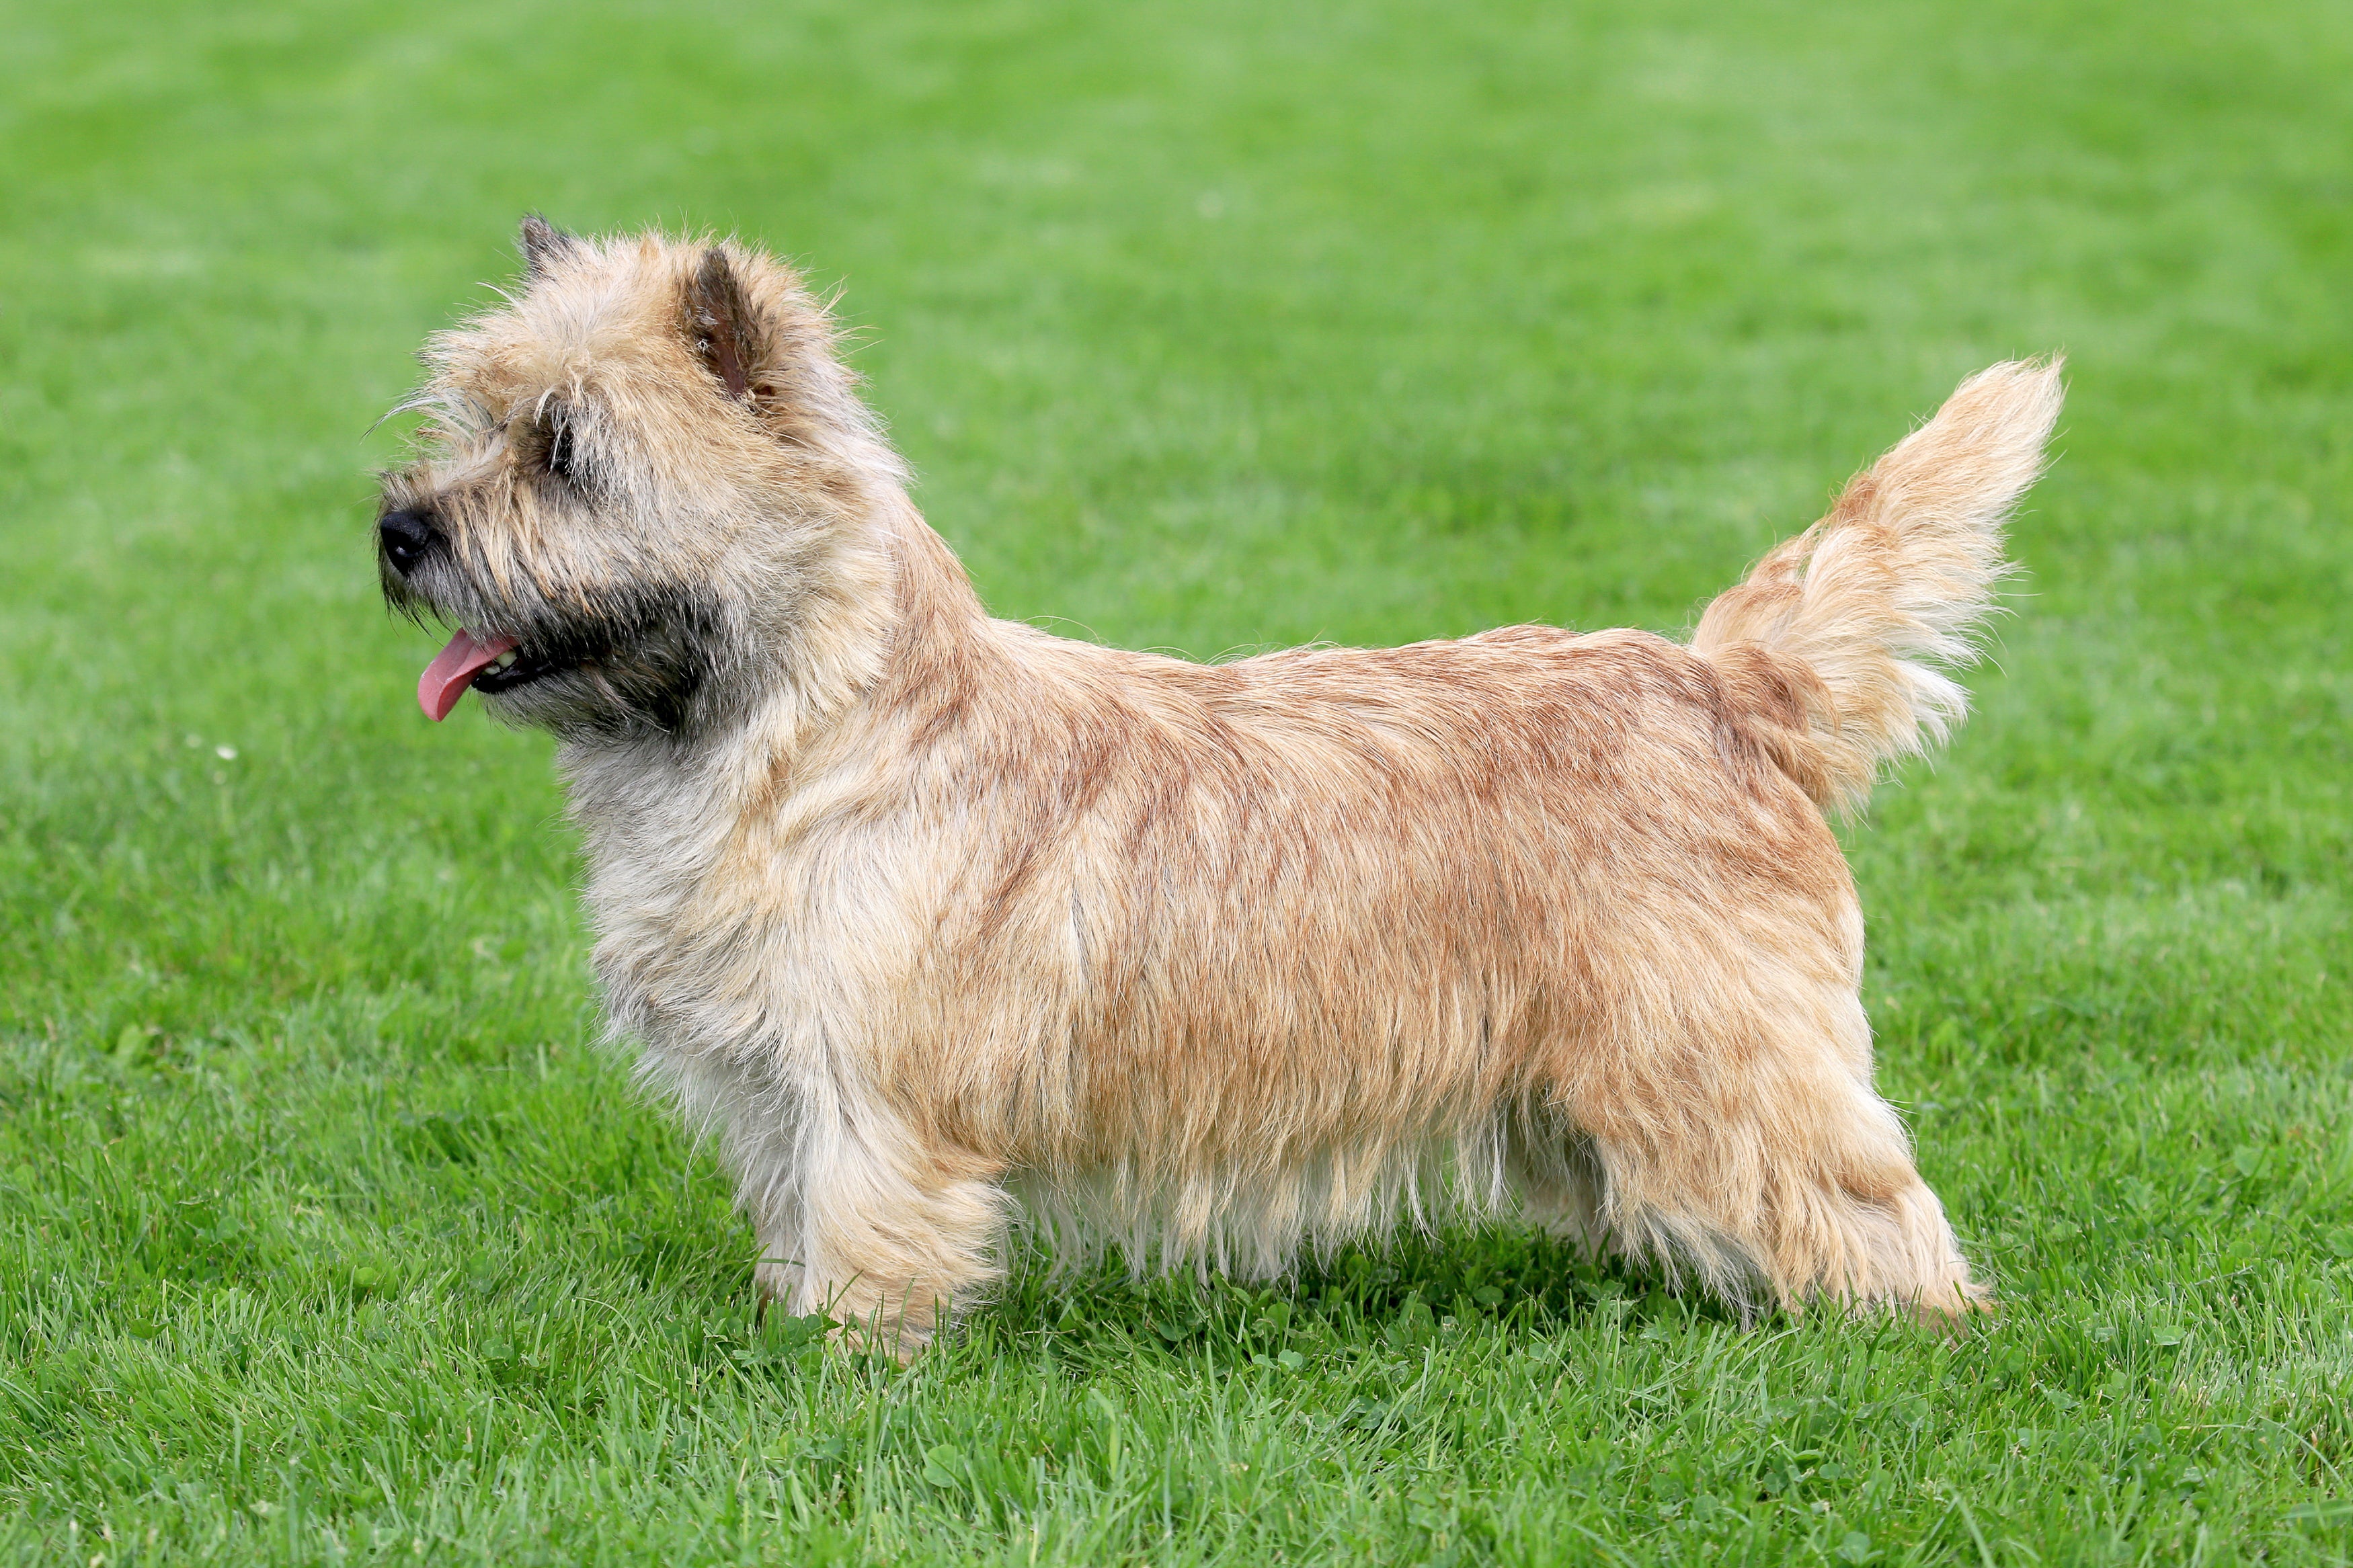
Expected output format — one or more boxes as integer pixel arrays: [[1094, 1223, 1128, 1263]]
[[1547, 983, 1981, 1321]]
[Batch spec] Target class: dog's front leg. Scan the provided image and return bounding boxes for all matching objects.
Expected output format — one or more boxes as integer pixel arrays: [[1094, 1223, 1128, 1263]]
[[732, 1076, 1010, 1361]]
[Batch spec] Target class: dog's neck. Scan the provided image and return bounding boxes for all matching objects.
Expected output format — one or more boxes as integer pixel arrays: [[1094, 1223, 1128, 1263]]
[[553, 487, 1019, 1059], [554, 489, 1004, 887]]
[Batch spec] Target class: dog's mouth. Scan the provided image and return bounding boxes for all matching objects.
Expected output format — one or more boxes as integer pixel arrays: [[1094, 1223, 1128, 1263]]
[[409, 590, 717, 733], [418, 627, 559, 720]]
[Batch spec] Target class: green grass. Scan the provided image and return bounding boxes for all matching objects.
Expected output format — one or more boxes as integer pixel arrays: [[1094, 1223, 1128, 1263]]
[[3, 0, 2351, 1560]]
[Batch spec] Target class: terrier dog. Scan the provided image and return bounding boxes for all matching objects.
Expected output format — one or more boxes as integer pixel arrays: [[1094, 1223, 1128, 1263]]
[[377, 218, 2061, 1355]]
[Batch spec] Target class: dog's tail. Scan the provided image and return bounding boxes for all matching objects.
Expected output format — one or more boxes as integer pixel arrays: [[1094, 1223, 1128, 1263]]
[[1690, 358, 2064, 814]]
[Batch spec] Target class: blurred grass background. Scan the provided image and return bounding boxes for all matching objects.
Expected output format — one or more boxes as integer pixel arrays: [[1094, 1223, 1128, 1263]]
[[2, 0, 2350, 1561]]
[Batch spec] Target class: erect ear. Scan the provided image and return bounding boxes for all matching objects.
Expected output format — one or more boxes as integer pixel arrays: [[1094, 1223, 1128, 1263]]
[[683, 247, 757, 403], [518, 214, 581, 280]]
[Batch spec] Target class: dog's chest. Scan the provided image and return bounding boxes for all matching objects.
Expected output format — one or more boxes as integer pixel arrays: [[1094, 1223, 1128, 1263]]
[[562, 759, 774, 1053], [564, 755, 902, 1067]]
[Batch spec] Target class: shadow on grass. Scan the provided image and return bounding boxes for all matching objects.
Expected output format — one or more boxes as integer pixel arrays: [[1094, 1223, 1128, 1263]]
[[963, 1222, 1743, 1366]]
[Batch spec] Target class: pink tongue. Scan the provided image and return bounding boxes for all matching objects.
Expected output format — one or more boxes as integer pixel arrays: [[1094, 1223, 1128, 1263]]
[[418, 629, 521, 721]]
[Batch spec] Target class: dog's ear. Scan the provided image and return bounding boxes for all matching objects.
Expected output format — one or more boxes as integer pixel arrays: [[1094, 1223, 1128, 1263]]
[[683, 247, 758, 403], [518, 214, 581, 280]]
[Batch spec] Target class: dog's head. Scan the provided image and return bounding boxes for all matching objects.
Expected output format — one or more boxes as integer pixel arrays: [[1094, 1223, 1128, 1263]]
[[376, 218, 902, 739]]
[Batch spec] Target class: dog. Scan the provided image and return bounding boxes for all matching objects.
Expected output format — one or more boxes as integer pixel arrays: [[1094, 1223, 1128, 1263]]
[[376, 218, 2061, 1356]]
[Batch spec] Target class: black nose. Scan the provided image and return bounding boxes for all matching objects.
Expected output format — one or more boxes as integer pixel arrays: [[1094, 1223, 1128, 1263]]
[[378, 509, 437, 576]]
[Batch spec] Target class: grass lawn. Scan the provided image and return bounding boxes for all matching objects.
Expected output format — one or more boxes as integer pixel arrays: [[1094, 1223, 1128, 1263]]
[[4, 0, 2352, 1561]]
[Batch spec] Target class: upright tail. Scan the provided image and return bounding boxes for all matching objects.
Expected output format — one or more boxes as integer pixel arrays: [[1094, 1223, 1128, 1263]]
[[1692, 358, 2065, 813]]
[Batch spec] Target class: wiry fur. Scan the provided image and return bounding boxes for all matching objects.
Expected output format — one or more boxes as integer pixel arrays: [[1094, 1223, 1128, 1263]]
[[376, 222, 2063, 1356], [1693, 362, 2061, 813]]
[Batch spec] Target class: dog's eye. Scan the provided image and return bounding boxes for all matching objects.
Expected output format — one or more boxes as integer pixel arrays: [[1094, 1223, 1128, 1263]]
[[546, 420, 579, 481]]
